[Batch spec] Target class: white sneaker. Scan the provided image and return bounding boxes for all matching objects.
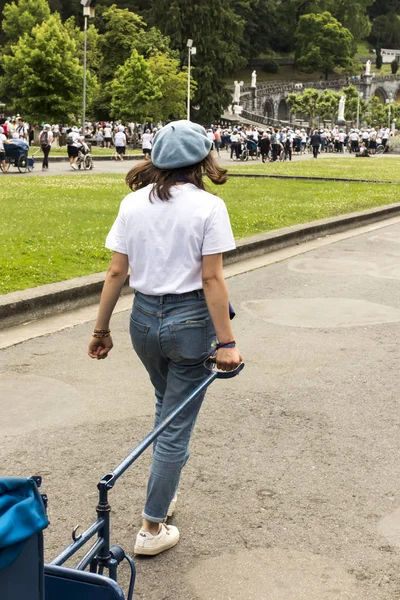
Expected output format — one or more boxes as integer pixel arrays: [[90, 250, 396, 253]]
[[134, 523, 179, 556], [71, 164, 77, 170], [167, 492, 178, 518]]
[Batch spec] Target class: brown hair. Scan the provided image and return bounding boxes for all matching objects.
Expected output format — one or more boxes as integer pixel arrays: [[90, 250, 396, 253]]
[[125, 153, 228, 201]]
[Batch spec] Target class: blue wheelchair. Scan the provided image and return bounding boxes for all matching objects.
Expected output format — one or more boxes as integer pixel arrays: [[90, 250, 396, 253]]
[[0, 362, 244, 599], [2, 139, 36, 173]]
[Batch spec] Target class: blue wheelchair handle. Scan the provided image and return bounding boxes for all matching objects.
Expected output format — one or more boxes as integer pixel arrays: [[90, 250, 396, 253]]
[[205, 359, 245, 378], [99, 361, 244, 490]]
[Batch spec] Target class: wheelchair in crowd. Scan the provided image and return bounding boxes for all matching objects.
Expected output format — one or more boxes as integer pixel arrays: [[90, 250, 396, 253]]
[[1, 139, 36, 173]]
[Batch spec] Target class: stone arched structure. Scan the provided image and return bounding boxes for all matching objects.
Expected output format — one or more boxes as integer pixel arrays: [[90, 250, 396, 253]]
[[374, 87, 388, 104], [264, 99, 274, 120], [277, 98, 289, 121], [237, 74, 400, 127]]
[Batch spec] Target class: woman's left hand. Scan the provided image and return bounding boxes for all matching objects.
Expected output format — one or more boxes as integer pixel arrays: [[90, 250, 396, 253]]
[[88, 336, 113, 360]]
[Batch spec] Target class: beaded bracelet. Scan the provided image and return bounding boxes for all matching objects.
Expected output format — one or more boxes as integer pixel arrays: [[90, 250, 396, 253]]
[[92, 331, 111, 338], [94, 328, 110, 334], [216, 341, 236, 349]]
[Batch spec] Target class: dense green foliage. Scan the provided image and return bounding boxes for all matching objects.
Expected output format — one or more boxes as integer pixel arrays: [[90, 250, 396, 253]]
[[0, 0, 399, 123], [2, 13, 85, 121], [295, 12, 354, 79]]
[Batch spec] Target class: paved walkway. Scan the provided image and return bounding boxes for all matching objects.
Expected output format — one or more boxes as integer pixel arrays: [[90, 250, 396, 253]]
[[2, 149, 389, 177], [2, 221, 400, 598]]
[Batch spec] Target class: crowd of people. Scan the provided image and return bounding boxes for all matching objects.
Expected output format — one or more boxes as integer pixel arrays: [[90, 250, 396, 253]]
[[203, 124, 394, 162], [0, 115, 154, 171], [0, 112, 396, 173]]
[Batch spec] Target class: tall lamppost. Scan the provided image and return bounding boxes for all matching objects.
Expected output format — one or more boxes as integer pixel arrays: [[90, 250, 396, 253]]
[[356, 91, 363, 130], [81, 1, 96, 133], [186, 39, 196, 121]]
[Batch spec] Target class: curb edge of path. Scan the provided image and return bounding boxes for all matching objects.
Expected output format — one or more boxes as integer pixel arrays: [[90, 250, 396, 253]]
[[2, 202, 400, 331]]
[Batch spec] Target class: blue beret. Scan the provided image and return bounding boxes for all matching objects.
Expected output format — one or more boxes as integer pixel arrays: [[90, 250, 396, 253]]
[[151, 120, 212, 169]]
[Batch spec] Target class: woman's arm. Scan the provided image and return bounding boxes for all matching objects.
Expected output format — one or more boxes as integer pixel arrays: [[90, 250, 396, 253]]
[[202, 253, 242, 371], [88, 251, 129, 360]]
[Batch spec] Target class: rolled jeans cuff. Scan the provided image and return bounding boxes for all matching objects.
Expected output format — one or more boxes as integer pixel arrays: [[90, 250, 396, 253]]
[[141, 511, 166, 524]]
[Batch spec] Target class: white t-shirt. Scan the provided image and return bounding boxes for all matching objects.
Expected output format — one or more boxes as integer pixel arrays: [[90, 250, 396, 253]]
[[104, 127, 112, 137], [142, 133, 153, 150], [106, 183, 236, 295], [70, 132, 81, 147], [0, 133, 7, 151], [114, 131, 126, 147]]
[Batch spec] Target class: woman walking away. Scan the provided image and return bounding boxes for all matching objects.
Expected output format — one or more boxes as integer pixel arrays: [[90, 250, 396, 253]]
[[40, 124, 53, 170], [113, 125, 126, 161], [88, 120, 242, 557]]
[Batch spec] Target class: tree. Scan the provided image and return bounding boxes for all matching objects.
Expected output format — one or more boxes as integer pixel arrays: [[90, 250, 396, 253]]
[[295, 11, 355, 80], [146, 53, 193, 122], [342, 85, 366, 123], [369, 13, 400, 49], [110, 49, 161, 122], [64, 16, 101, 75], [375, 46, 382, 69], [365, 94, 386, 126], [2, 0, 50, 45], [368, 0, 400, 19], [1, 13, 84, 121], [232, 0, 275, 62], [287, 88, 320, 127], [97, 5, 145, 85], [91, 5, 177, 120], [315, 89, 341, 123], [150, 0, 246, 123], [321, 0, 374, 42]]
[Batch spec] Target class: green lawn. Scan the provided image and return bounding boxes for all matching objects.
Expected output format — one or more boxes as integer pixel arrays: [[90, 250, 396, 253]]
[[31, 146, 142, 156], [227, 156, 400, 182], [0, 173, 397, 294]]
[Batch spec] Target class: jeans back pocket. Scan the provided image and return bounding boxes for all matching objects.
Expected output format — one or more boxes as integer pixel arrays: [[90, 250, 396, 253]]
[[169, 319, 210, 364], [130, 316, 150, 357]]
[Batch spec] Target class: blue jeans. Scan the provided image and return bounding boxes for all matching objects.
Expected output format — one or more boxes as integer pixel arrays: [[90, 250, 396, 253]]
[[130, 290, 217, 523]]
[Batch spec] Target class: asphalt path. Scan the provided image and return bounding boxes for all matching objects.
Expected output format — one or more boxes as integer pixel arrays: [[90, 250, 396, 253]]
[[1, 148, 386, 178], [2, 221, 400, 599]]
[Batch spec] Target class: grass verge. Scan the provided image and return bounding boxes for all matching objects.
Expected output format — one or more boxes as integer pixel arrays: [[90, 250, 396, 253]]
[[0, 174, 396, 294], [227, 156, 400, 182]]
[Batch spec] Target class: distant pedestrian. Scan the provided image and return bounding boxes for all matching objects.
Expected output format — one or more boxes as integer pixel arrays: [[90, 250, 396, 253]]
[[141, 129, 153, 160], [0, 126, 10, 173], [310, 129, 321, 158], [39, 124, 53, 170], [113, 125, 126, 161], [103, 124, 112, 149], [66, 126, 81, 170], [259, 132, 271, 163]]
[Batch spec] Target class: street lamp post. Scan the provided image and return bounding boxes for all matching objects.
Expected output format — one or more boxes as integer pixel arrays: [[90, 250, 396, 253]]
[[81, 1, 96, 133], [186, 39, 196, 121], [356, 92, 363, 130]]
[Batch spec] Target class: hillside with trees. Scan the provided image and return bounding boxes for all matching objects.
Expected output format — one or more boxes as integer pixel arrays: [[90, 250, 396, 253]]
[[0, 0, 399, 123]]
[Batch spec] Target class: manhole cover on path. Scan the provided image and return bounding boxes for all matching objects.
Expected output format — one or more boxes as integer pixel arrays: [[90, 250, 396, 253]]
[[242, 298, 400, 328], [188, 548, 362, 600]]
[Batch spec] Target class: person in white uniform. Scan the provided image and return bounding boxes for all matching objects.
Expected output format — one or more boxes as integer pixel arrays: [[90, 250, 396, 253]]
[[88, 120, 242, 557]]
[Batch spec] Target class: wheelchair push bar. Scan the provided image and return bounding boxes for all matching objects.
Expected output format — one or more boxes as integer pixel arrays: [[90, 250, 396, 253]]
[[51, 362, 244, 587]]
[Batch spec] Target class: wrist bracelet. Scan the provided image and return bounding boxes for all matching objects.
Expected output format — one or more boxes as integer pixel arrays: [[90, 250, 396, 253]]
[[92, 332, 111, 338], [94, 328, 110, 334], [217, 341, 236, 349]]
